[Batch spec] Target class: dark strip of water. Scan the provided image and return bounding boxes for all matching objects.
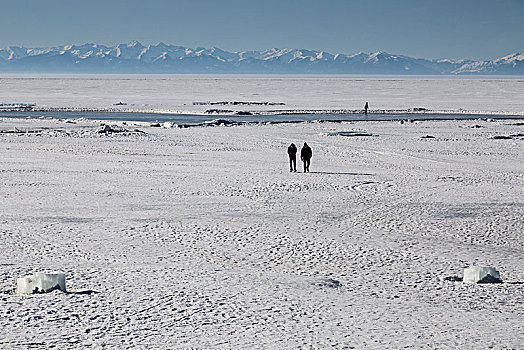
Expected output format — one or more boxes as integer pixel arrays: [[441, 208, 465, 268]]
[[0, 111, 522, 126]]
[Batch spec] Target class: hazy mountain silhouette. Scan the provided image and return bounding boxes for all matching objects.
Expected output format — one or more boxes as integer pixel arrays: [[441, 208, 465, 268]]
[[1, 42, 522, 74]]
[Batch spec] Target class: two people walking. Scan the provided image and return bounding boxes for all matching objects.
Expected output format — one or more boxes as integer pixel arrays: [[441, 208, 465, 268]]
[[288, 142, 312, 173], [286, 102, 367, 173]]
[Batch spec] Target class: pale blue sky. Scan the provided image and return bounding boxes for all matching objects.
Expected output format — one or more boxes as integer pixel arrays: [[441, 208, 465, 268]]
[[0, 0, 522, 59]]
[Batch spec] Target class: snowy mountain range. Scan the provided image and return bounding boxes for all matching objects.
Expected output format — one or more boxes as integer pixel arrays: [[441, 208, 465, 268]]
[[0, 41, 523, 74]]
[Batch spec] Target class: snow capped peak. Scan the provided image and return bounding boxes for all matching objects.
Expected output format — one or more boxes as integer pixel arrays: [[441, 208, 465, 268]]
[[369, 51, 385, 58], [260, 48, 296, 61], [366, 51, 387, 63], [369, 51, 397, 59], [315, 51, 334, 60], [452, 52, 524, 74], [127, 40, 142, 48], [346, 52, 368, 60], [494, 52, 524, 63], [504, 52, 522, 59], [0, 46, 30, 60]]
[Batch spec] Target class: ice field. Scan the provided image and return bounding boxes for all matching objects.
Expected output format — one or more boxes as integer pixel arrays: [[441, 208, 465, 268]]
[[1, 75, 524, 115], [0, 115, 523, 348], [0, 75, 523, 348]]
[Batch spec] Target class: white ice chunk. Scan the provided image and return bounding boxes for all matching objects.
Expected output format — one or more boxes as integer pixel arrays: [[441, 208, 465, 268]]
[[16, 272, 67, 294], [463, 266, 502, 283]]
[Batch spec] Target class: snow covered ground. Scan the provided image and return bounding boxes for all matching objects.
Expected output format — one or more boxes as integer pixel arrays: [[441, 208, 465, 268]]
[[1, 75, 523, 115], [0, 117, 523, 348]]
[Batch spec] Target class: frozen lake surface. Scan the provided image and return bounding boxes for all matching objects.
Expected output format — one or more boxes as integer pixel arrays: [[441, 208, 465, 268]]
[[0, 75, 522, 348], [0, 116, 523, 348], [1, 75, 523, 116]]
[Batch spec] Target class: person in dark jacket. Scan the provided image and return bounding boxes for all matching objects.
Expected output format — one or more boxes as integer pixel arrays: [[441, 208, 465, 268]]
[[287, 143, 297, 172], [364, 102, 369, 115], [300, 142, 312, 172]]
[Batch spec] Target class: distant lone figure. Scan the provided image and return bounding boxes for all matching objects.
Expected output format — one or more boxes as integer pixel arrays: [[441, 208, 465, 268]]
[[364, 102, 369, 115], [287, 143, 297, 172], [301, 142, 312, 173]]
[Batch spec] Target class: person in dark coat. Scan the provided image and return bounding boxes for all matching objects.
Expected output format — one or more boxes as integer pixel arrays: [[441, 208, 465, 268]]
[[364, 102, 369, 115], [287, 143, 297, 172], [300, 142, 312, 172]]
